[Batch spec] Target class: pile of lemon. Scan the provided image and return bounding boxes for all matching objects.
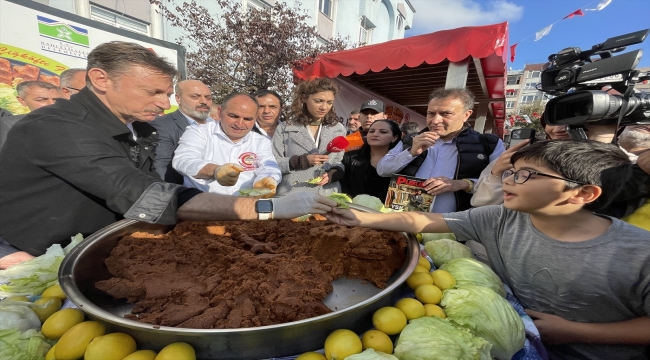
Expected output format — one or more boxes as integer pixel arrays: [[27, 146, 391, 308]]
[[9, 283, 197, 360], [295, 255, 456, 360]]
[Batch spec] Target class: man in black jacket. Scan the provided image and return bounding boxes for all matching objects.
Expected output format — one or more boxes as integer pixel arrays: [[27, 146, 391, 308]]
[[0, 41, 336, 269]]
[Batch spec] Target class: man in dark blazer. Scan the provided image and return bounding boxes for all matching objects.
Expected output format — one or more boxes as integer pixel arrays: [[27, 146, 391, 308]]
[[151, 80, 213, 183]]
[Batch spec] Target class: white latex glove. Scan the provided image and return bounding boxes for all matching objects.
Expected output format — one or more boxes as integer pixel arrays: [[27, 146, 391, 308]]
[[271, 192, 337, 219]]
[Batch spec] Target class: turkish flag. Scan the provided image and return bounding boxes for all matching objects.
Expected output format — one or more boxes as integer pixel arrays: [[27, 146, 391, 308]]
[[510, 43, 518, 63], [563, 9, 584, 19]]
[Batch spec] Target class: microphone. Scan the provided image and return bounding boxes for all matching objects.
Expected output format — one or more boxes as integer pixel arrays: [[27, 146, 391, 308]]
[[323, 136, 349, 155]]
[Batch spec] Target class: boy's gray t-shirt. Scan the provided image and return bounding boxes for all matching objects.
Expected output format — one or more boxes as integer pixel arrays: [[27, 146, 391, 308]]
[[443, 205, 650, 360]]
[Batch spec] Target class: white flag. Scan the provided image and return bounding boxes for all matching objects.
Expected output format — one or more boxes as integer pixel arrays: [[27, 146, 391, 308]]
[[586, 0, 612, 11], [535, 24, 553, 41]]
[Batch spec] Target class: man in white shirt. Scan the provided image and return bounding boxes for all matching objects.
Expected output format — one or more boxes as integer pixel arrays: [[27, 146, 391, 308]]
[[173, 92, 281, 196], [150, 79, 214, 183], [377, 88, 504, 213]]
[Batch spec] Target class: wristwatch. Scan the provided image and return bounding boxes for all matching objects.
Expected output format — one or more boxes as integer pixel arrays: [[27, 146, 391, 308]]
[[461, 178, 475, 193], [255, 199, 274, 220]]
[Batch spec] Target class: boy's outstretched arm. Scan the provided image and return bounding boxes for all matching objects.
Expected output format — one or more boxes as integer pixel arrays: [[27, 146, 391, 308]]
[[324, 208, 451, 234], [526, 310, 650, 345]]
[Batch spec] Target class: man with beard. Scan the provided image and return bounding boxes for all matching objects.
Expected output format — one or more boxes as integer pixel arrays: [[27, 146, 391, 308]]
[[151, 80, 214, 183]]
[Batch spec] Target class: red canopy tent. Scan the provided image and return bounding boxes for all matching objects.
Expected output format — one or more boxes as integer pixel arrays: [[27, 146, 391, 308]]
[[293, 22, 509, 137]]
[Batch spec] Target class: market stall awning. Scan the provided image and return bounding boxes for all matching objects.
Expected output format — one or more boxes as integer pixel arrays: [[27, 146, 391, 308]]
[[294, 22, 508, 136]]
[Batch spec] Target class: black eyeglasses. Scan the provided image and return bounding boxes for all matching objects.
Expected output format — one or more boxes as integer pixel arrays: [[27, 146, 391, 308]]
[[502, 169, 586, 185]]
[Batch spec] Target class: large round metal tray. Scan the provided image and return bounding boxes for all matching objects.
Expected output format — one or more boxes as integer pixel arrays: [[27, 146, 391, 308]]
[[59, 204, 419, 359]]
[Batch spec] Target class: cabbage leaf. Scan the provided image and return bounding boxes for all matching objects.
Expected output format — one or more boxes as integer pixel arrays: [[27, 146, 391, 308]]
[[352, 195, 384, 211], [441, 285, 525, 360], [0, 234, 83, 297], [393, 316, 492, 360], [0, 328, 52, 360]]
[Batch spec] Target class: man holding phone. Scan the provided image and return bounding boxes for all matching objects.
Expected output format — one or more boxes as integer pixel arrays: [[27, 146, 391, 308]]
[[377, 88, 504, 212]]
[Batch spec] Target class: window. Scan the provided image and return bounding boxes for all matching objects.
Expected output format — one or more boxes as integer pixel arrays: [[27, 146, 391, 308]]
[[521, 95, 537, 103], [526, 71, 541, 78], [359, 25, 371, 44], [524, 82, 539, 90], [506, 89, 517, 97], [90, 5, 149, 35], [396, 15, 404, 31], [507, 76, 520, 85], [319, 0, 333, 18], [506, 101, 515, 109]]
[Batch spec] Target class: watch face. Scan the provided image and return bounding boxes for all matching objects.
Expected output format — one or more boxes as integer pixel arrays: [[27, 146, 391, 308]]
[[255, 200, 273, 213]]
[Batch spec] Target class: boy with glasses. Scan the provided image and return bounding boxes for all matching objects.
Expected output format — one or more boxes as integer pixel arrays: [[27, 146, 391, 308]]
[[325, 139, 650, 360]]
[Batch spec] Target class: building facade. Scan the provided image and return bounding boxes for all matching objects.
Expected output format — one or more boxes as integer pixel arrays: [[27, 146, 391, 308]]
[[505, 63, 547, 115], [40, 0, 415, 47]]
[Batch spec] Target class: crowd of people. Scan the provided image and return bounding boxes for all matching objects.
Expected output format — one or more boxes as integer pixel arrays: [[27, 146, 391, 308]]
[[0, 41, 649, 359]]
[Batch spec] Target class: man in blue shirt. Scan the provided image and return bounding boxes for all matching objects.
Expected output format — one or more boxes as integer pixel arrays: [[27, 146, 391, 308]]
[[377, 88, 505, 212]]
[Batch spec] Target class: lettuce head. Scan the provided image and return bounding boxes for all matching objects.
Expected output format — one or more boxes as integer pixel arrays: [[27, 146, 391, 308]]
[[441, 285, 525, 360], [439, 258, 505, 297], [424, 239, 473, 267], [345, 349, 398, 360], [393, 316, 492, 360]]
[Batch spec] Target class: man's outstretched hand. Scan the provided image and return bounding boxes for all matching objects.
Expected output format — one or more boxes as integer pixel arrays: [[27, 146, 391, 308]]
[[271, 192, 337, 219]]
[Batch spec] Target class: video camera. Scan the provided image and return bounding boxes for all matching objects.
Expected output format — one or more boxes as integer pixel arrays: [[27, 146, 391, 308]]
[[540, 29, 650, 138]]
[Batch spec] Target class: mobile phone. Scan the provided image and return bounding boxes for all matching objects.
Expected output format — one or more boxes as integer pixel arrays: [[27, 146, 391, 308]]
[[508, 128, 536, 148]]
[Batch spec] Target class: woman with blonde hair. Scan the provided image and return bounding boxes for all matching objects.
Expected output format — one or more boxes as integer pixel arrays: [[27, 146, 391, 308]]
[[272, 78, 346, 196]]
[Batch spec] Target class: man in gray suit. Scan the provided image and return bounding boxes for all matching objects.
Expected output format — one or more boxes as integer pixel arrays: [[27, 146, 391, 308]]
[[151, 80, 213, 183], [0, 81, 62, 150]]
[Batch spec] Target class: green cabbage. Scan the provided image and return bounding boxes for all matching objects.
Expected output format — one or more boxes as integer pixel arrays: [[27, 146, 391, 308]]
[[345, 348, 398, 360], [352, 194, 385, 211], [0, 302, 41, 332], [441, 285, 525, 360], [0, 233, 83, 297], [439, 258, 505, 297], [420, 232, 457, 243], [393, 316, 492, 360], [424, 239, 473, 267], [0, 328, 52, 360]]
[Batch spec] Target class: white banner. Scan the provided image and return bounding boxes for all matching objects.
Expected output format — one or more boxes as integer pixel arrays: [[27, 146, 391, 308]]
[[332, 77, 426, 129]]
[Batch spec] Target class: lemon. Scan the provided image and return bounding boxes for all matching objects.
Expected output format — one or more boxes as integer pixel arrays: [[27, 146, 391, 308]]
[[6, 296, 30, 302], [406, 272, 434, 290], [324, 329, 362, 360], [124, 350, 158, 360], [295, 352, 327, 360], [156, 342, 196, 360], [45, 344, 56, 360], [372, 307, 407, 335], [423, 304, 447, 318], [412, 265, 429, 274], [42, 308, 84, 340], [395, 298, 425, 320], [415, 233, 423, 242], [414, 284, 443, 305], [32, 297, 62, 322], [430, 269, 456, 290], [361, 329, 393, 354], [42, 283, 67, 301], [85, 332, 137, 360], [417, 256, 431, 271], [55, 321, 106, 360]]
